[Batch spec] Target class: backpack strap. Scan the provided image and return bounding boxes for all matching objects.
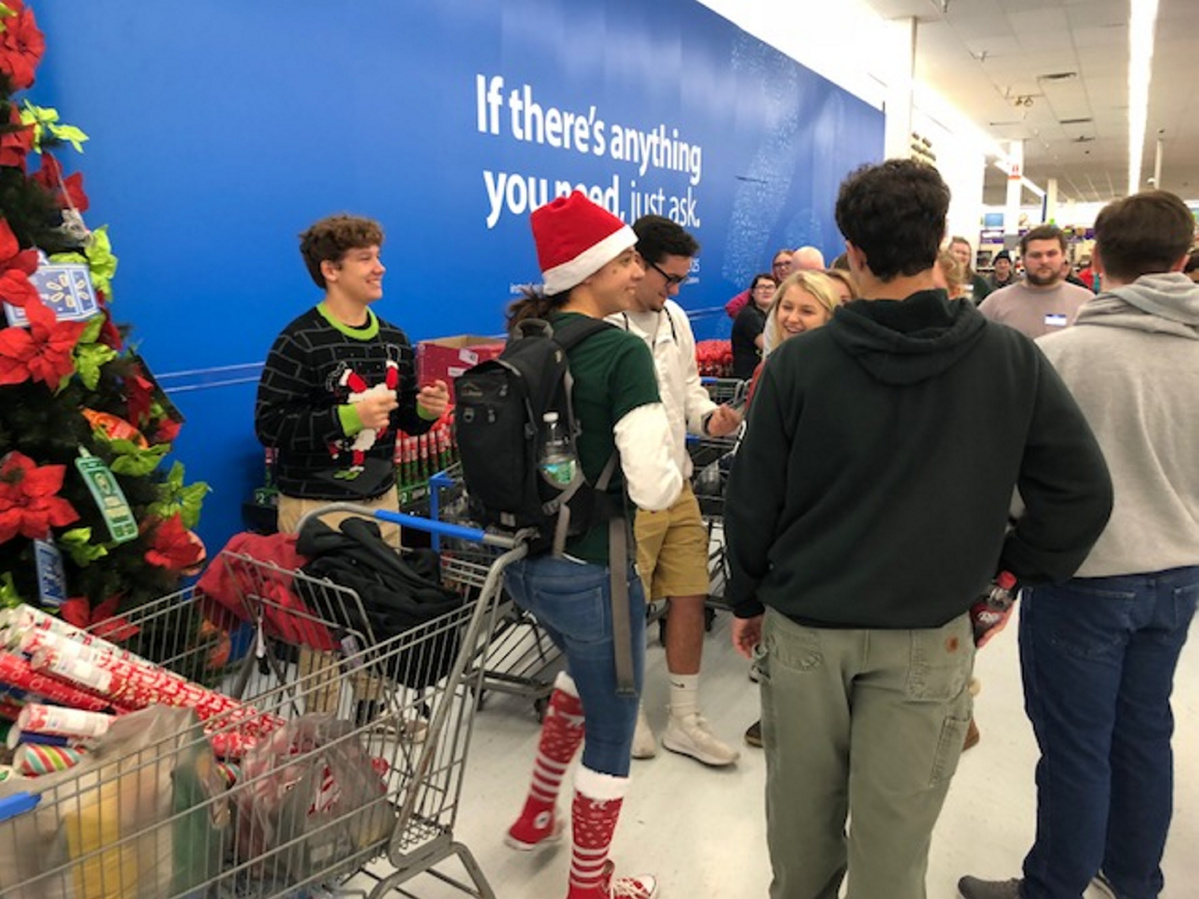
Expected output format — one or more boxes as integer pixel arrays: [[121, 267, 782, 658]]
[[547, 316, 637, 695], [549, 314, 615, 352]]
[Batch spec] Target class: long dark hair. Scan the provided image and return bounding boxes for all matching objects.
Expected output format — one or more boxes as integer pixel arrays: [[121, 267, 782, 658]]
[[506, 285, 571, 331]]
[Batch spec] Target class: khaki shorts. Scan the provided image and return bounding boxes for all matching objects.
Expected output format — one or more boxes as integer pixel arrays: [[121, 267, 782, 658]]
[[634, 482, 711, 601], [275, 485, 401, 549]]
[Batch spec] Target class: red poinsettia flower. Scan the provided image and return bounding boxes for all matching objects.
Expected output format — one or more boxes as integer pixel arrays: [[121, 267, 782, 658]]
[[31, 154, 90, 212], [125, 366, 154, 427], [0, 450, 80, 542], [0, 296, 87, 387], [93, 292, 123, 351], [0, 1, 45, 91], [0, 217, 39, 307], [144, 513, 206, 571], [0, 217, 36, 274], [0, 104, 33, 171], [153, 415, 182, 444], [60, 594, 138, 641]]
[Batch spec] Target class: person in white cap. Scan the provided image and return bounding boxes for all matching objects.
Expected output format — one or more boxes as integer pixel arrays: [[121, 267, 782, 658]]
[[503, 191, 682, 899]]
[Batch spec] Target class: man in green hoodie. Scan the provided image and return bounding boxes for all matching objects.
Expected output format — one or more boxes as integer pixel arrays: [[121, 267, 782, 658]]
[[724, 159, 1113, 899], [959, 192, 1199, 899]]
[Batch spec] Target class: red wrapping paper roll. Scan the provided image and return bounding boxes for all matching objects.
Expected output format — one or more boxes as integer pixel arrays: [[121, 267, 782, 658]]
[[31, 648, 284, 739], [0, 652, 112, 712]]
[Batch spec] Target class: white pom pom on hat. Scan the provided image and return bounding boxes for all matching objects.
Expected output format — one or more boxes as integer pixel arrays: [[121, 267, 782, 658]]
[[530, 192, 637, 295]]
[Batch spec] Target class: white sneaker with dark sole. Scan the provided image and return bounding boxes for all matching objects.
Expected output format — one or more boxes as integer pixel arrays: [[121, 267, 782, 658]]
[[662, 711, 739, 766]]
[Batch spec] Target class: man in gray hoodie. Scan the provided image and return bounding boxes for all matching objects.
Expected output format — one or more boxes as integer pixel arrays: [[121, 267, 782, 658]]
[[959, 191, 1199, 899]]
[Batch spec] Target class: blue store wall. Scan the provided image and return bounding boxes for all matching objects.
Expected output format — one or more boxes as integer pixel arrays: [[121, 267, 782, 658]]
[[32, 0, 883, 552]]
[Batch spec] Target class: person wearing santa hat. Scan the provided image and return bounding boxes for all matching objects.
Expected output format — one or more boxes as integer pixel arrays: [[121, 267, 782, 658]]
[[502, 192, 682, 899]]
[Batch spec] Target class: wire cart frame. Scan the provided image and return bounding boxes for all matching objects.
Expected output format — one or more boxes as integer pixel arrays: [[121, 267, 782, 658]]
[[0, 510, 523, 899], [430, 465, 564, 720]]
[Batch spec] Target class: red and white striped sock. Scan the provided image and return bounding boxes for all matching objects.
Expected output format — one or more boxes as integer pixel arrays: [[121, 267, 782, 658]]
[[506, 671, 584, 849], [567, 766, 629, 897]]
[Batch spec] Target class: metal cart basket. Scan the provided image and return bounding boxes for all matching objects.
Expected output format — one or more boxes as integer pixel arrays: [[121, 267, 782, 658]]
[[0, 509, 523, 899]]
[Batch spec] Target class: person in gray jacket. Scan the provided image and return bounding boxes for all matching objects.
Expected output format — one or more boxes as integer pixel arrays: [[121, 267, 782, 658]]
[[959, 190, 1199, 899]]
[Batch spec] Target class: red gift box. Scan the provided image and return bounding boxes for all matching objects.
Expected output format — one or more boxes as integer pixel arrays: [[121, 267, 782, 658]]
[[417, 335, 505, 403]]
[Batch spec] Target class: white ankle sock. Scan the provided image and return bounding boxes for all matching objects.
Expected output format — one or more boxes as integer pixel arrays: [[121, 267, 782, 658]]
[[668, 672, 699, 720]]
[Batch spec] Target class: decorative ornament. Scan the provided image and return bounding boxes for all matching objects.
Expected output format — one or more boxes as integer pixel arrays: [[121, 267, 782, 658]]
[[80, 408, 147, 448]]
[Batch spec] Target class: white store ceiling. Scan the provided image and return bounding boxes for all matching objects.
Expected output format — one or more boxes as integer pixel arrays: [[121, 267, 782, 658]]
[[860, 0, 1199, 204]]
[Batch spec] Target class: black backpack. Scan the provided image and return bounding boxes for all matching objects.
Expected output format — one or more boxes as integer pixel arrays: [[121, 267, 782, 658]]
[[295, 516, 463, 688], [455, 316, 618, 554]]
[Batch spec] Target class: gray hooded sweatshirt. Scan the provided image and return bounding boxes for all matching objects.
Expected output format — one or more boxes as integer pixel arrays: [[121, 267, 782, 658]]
[[1037, 272, 1199, 577]]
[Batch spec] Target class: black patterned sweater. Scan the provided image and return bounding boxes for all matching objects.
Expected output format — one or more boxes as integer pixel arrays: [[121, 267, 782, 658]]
[[254, 303, 434, 500]]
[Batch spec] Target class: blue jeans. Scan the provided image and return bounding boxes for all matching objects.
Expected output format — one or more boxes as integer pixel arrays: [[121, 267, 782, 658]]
[[1019, 568, 1199, 899], [503, 555, 646, 777]]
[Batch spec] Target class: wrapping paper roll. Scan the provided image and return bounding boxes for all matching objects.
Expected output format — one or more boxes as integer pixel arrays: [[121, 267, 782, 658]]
[[31, 647, 283, 742], [206, 728, 259, 761], [0, 652, 111, 712], [17, 703, 112, 740], [6, 728, 71, 750], [13, 742, 84, 776], [0, 605, 134, 660]]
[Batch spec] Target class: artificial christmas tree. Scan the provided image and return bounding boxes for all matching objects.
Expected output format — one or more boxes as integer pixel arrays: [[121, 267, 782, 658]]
[[0, 0, 209, 631]]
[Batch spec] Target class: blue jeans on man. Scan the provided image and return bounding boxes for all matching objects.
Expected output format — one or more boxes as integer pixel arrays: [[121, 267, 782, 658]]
[[1019, 567, 1199, 898], [503, 554, 646, 777]]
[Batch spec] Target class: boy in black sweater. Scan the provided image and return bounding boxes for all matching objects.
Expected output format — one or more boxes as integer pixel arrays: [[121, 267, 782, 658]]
[[255, 214, 448, 543], [725, 160, 1112, 899]]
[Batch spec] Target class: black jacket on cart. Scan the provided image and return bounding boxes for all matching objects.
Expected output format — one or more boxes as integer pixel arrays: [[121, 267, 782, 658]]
[[296, 516, 462, 687], [725, 289, 1112, 630]]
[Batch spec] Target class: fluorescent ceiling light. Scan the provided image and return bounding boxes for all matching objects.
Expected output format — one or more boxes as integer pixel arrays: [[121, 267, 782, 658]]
[[1128, 0, 1160, 195]]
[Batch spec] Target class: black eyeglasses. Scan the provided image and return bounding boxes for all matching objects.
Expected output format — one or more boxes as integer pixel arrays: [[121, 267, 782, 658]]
[[648, 260, 686, 286]]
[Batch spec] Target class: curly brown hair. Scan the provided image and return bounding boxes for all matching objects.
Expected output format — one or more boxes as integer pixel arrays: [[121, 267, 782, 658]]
[[299, 214, 385, 288]]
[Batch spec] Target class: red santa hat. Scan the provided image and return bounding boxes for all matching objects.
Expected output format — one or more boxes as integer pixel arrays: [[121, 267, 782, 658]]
[[530, 192, 637, 295]]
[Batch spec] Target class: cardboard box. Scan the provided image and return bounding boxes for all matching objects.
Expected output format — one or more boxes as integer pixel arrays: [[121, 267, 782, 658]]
[[417, 335, 506, 401]]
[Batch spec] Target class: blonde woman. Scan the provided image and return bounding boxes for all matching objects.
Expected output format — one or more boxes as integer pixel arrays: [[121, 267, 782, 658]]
[[752, 270, 842, 404], [935, 248, 968, 300]]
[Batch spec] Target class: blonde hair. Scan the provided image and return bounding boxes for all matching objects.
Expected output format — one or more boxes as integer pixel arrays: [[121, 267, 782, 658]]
[[823, 268, 858, 303], [762, 271, 841, 355], [936, 250, 966, 299]]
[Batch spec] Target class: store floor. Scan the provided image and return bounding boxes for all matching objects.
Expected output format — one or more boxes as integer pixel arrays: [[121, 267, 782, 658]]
[[371, 604, 1198, 898]]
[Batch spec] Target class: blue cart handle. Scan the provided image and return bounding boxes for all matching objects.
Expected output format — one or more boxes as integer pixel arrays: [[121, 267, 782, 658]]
[[296, 503, 518, 549]]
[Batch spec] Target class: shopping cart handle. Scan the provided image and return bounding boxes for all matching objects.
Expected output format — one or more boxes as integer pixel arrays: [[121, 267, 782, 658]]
[[295, 502, 518, 549], [0, 792, 40, 823], [373, 509, 516, 546]]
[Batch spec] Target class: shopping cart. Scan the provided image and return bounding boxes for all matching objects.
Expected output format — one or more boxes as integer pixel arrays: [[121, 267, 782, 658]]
[[0, 510, 523, 899], [429, 464, 564, 720]]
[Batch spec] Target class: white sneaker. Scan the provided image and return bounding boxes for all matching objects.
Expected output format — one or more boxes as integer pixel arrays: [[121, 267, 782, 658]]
[[601, 860, 659, 899], [631, 705, 657, 759], [662, 711, 739, 766]]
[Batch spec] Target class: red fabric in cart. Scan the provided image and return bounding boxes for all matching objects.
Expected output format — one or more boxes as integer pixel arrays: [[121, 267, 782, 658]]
[[197, 531, 338, 652]]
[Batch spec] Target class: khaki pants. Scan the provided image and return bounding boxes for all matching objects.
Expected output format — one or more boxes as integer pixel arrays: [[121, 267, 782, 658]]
[[275, 486, 401, 549], [276, 487, 399, 714], [758, 607, 975, 899]]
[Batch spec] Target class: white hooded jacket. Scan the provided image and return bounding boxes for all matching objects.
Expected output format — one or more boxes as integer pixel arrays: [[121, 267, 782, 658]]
[[607, 300, 717, 479]]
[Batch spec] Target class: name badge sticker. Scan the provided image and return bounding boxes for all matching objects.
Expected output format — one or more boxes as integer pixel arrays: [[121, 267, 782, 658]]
[[1044, 313, 1068, 328]]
